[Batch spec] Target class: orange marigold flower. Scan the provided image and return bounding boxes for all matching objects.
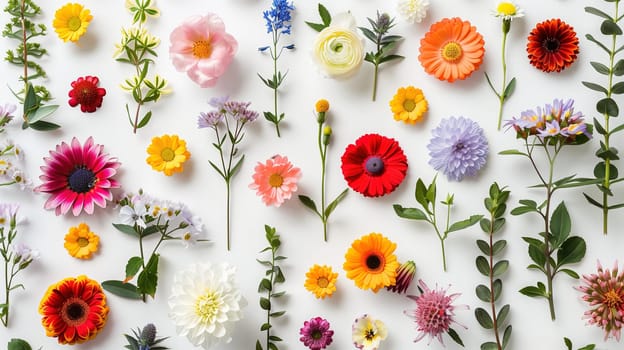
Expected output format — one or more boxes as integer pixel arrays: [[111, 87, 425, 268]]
[[527, 18, 579, 73], [418, 17, 485, 82], [305, 264, 338, 299], [343, 232, 399, 292]]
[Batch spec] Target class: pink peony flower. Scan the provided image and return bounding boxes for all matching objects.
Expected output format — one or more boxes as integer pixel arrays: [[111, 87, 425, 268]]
[[249, 154, 301, 207], [576, 260, 624, 341], [169, 13, 238, 88]]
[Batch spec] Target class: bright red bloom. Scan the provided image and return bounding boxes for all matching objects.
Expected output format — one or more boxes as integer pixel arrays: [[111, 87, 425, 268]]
[[527, 19, 579, 73], [341, 134, 408, 197], [68, 76, 106, 112], [35, 137, 120, 216]]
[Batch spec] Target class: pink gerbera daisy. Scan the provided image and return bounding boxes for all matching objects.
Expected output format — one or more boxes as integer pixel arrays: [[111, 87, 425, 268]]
[[249, 154, 301, 207], [35, 137, 120, 216], [405, 279, 467, 346]]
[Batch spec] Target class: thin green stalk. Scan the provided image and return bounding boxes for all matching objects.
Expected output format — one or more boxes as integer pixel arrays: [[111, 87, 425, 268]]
[[371, 32, 382, 101], [264, 244, 276, 349], [272, 31, 281, 138], [318, 122, 328, 241], [3, 253, 9, 327], [496, 29, 509, 130]]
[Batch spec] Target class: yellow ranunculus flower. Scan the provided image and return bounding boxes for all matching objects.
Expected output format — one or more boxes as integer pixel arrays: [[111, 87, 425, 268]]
[[312, 13, 364, 79]]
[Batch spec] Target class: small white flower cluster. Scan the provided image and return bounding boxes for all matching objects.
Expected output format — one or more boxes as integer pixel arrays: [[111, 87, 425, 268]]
[[117, 190, 205, 247], [0, 140, 33, 191]]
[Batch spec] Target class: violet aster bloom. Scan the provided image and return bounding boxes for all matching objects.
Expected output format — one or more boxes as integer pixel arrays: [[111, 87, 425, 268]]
[[538, 120, 561, 138], [300, 317, 334, 350], [197, 111, 223, 129], [427, 116, 488, 181]]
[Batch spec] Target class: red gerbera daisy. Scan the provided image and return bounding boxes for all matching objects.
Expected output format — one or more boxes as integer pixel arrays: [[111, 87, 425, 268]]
[[527, 18, 579, 73], [35, 137, 120, 216], [39, 275, 109, 345], [341, 134, 408, 197], [68, 76, 106, 112]]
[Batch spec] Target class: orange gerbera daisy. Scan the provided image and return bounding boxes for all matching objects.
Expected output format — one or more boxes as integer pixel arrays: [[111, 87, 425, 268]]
[[527, 18, 579, 73], [305, 264, 339, 299], [39, 275, 109, 345], [419, 17, 485, 82], [343, 233, 399, 293]]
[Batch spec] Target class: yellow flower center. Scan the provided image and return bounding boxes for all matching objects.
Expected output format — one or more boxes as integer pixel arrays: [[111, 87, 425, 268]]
[[184, 232, 192, 241], [195, 290, 221, 322], [0, 218, 5, 225], [193, 40, 212, 58], [441, 42, 463, 62], [604, 289, 622, 309], [160, 148, 175, 162], [317, 277, 329, 288], [67, 16, 82, 32], [497, 2, 517, 16], [269, 173, 284, 188], [77, 237, 89, 248], [403, 99, 416, 112]]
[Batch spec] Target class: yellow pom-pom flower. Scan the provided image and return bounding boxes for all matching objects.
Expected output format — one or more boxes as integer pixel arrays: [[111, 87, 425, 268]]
[[53, 3, 93, 43], [304, 264, 338, 299], [64, 223, 99, 259], [389, 86, 428, 124], [146, 134, 191, 176]]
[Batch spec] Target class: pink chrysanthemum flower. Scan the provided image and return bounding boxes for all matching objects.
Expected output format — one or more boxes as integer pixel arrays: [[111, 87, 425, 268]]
[[249, 154, 301, 207], [405, 279, 467, 346], [169, 13, 238, 88], [35, 137, 120, 216], [299, 317, 334, 350], [576, 261, 624, 341]]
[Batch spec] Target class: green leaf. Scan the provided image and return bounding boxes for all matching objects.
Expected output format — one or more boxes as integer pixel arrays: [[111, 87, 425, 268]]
[[498, 304, 511, 325], [426, 176, 437, 203], [481, 342, 499, 350], [564, 337, 573, 350], [519, 285, 547, 298], [550, 202, 571, 247], [256, 340, 264, 350], [587, 35, 612, 55], [137, 254, 159, 297], [318, 3, 331, 26], [559, 268, 580, 279], [590, 61, 611, 75], [324, 188, 348, 217], [492, 240, 507, 255], [612, 81, 624, 94], [594, 162, 618, 180], [611, 122, 624, 135], [258, 278, 272, 292], [593, 118, 607, 135], [305, 21, 325, 32], [28, 104, 58, 124], [447, 327, 464, 347], [448, 215, 483, 233], [475, 284, 491, 302], [484, 72, 500, 98], [125, 256, 143, 281], [556, 236, 586, 268], [28, 120, 61, 131], [113, 223, 140, 237], [528, 244, 546, 267], [378, 54, 404, 65], [503, 325, 512, 349], [359, 27, 377, 43], [502, 77, 516, 100], [614, 59, 624, 76], [499, 149, 527, 156], [101, 280, 142, 299], [476, 256, 490, 276], [270, 310, 286, 317], [137, 111, 152, 128], [492, 260, 509, 277], [492, 278, 503, 301], [298, 195, 320, 216], [597, 97, 619, 117], [260, 322, 271, 331], [415, 178, 429, 212], [582, 81, 608, 94], [230, 155, 245, 178], [583, 193, 604, 209], [8, 339, 32, 350], [585, 6, 613, 20], [475, 307, 494, 329], [260, 297, 271, 310], [479, 218, 491, 233], [476, 239, 490, 255], [578, 345, 596, 350], [393, 204, 428, 221], [601, 19, 623, 35]]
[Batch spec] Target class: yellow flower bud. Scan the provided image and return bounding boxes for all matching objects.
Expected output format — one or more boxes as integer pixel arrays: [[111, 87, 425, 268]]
[[315, 99, 329, 113]]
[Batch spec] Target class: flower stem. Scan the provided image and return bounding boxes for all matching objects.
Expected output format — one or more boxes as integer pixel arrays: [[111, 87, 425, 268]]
[[318, 122, 328, 241], [226, 180, 231, 250], [496, 30, 509, 130], [372, 63, 379, 101], [3, 255, 9, 327], [488, 215, 503, 350]]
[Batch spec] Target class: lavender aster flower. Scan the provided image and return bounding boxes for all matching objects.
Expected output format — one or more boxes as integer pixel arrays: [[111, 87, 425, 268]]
[[427, 116, 488, 181], [300, 317, 334, 350], [263, 0, 295, 35], [197, 111, 223, 129]]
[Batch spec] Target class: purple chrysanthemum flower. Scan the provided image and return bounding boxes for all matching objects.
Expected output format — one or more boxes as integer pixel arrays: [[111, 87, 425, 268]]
[[263, 0, 295, 35], [427, 116, 488, 181], [405, 279, 468, 346], [300, 317, 334, 350]]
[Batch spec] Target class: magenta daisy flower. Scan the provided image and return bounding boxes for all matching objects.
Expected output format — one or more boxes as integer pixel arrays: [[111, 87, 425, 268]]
[[35, 137, 120, 216], [299, 317, 334, 350], [576, 261, 624, 341], [405, 279, 467, 346]]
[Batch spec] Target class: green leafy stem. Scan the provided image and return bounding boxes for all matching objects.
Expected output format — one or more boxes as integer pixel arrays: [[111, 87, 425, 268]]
[[564, 337, 595, 350], [475, 183, 511, 350], [583, 1, 624, 234], [256, 225, 286, 350], [394, 176, 482, 272], [485, 18, 516, 131]]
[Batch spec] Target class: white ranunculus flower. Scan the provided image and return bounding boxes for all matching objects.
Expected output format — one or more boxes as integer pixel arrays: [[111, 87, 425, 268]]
[[312, 12, 364, 79], [397, 0, 430, 24], [169, 262, 246, 349]]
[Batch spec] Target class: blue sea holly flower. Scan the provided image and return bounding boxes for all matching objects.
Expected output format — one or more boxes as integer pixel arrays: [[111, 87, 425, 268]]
[[263, 0, 295, 35], [427, 116, 488, 181]]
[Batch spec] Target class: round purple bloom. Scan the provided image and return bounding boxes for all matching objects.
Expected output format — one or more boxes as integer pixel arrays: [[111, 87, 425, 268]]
[[300, 317, 334, 350], [427, 116, 488, 181]]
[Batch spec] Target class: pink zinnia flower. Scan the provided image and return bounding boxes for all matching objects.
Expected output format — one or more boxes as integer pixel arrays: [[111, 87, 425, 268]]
[[576, 260, 624, 341], [35, 137, 120, 216], [169, 13, 238, 88], [405, 279, 467, 346], [299, 317, 334, 350], [249, 154, 301, 207]]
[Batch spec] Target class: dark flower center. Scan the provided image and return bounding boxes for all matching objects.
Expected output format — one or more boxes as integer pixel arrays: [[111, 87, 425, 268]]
[[68, 167, 96, 193], [452, 142, 465, 152], [60, 297, 89, 327], [364, 156, 385, 176], [543, 37, 560, 52], [311, 329, 323, 340], [366, 254, 382, 270], [365, 328, 376, 340], [67, 302, 85, 320]]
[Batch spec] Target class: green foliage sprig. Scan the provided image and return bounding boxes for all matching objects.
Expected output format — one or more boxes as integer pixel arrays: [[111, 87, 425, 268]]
[[305, 3, 332, 32], [583, 0, 624, 234], [359, 12, 403, 101], [298, 100, 348, 242], [475, 183, 511, 350], [124, 323, 169, 350], [3, 0, 59, 131], [393, 176, 482, 272], [256, 225, 286, 350], [563, 337, 595, 350], [115, 0, 168, 134]]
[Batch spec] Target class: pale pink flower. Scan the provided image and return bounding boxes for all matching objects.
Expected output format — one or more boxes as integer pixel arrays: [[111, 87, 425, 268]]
[[405, 279, 467, 346], [576, 260, 624, 341], [249, 155, 301, 207], [169, 13, 238, 88]]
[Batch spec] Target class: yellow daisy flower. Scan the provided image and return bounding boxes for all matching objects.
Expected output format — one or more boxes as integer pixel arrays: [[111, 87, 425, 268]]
[[304, 264, 338, 299], [389, 86, 428, 124], [146, 134, 191, 176], [53, 3, 93, 43], [64, 223, 99, 259]]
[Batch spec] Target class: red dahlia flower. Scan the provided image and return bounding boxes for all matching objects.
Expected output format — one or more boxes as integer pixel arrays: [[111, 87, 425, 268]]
[[527, 18, 579, 73], [68, 76, 106, 112]]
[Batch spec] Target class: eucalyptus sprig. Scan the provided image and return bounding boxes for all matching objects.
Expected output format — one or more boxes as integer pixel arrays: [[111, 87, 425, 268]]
[[124, 323, 169, 350], [582, 0, 624, 234], [256, 225, 286, 350], [563, 337, 595, 350], [102, 191, 205, 301], [3, 0, 59, 131], [359, 12, 403, 101], [475, 183, 512, 350], [393, 176, 482, 272], [115, 0, 168, 133]]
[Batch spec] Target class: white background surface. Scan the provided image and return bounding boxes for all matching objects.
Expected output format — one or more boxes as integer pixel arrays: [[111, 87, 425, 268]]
[[2, 0, 624, 349]]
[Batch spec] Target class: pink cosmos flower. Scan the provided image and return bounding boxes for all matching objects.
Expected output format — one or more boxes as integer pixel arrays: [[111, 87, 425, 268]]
[[576, 260, 624, 341], [35, 137, 120, 216], [169, 13, 238, 88], [249, 154, 301, 207], [405, 279, 467, 346]]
